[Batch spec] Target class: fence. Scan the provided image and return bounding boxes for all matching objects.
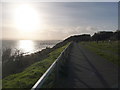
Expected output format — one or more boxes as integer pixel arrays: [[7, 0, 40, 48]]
[[31, 42, 73, 89]]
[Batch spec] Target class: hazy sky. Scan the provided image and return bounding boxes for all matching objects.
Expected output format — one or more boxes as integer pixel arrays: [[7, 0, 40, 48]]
[[1, 2, 118, 40]]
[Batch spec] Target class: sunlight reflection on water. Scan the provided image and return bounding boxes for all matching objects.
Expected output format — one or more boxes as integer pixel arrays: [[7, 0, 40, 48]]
[[2, 40, 61, 55], [17, 40, 35, 54]]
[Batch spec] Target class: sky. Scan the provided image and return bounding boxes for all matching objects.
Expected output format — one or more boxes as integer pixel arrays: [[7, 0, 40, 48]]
[[1, 2, 118, 40]]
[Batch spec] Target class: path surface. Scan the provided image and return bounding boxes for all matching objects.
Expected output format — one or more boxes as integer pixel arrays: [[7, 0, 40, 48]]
[[58, 42, 118, 88]]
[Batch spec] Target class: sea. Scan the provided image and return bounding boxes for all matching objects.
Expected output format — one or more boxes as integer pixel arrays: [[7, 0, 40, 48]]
[[1, 40, 61, 55]]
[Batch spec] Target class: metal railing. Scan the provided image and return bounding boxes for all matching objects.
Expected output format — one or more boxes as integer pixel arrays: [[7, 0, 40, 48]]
[[31, 42, 73, 89]]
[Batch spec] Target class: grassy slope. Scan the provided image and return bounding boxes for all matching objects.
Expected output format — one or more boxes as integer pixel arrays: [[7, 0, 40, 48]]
[[3, 43, 69, 88], [80, 41, 119, 66]]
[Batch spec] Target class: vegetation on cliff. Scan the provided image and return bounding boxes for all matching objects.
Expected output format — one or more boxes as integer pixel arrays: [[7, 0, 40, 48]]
[[3, 43, 69, 88]]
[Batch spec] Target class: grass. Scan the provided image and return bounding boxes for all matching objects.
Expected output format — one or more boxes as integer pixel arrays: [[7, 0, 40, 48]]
[[3, 43, 70, 88], [80, 41, 119, 66]]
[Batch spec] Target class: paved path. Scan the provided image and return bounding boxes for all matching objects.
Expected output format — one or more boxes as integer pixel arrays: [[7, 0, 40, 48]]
[[58, 42, 118, 88]]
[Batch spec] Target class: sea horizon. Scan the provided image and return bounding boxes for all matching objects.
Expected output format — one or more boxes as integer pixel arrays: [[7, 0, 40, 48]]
[[1, 40, 62, 54]]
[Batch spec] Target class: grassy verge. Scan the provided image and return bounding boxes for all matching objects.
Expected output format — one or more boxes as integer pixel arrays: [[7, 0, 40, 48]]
[[3, 43, 70, 88], [80, 41, 119, 66]]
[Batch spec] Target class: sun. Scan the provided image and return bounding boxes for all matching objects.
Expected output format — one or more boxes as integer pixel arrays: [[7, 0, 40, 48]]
[[14, 4, 41, 32]]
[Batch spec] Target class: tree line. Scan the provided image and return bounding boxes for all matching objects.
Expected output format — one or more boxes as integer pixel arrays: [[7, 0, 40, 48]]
[[64, 30, 120, 42]]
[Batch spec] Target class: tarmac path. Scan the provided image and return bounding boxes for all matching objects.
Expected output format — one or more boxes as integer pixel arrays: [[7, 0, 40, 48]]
[[58, 42, 118, 88]]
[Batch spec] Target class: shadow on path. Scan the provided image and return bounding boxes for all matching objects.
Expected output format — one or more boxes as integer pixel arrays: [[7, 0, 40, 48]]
[[58, 42, 118, 88]]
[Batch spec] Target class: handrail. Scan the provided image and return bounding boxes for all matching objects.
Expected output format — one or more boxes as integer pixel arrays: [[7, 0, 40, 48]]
[[31, 42, 72, 89]]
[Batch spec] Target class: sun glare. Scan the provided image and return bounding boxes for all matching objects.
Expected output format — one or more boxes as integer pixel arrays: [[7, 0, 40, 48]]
[[18, 40, 34, 53], [14, 4, 41, 32]]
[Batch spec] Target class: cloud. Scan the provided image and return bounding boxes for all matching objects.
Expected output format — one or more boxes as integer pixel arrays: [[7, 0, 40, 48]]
[[2, 2, 117, 40], [86, 26, 98, 31], [39, 26, 98, 40], [64, 26, 98, 35]]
